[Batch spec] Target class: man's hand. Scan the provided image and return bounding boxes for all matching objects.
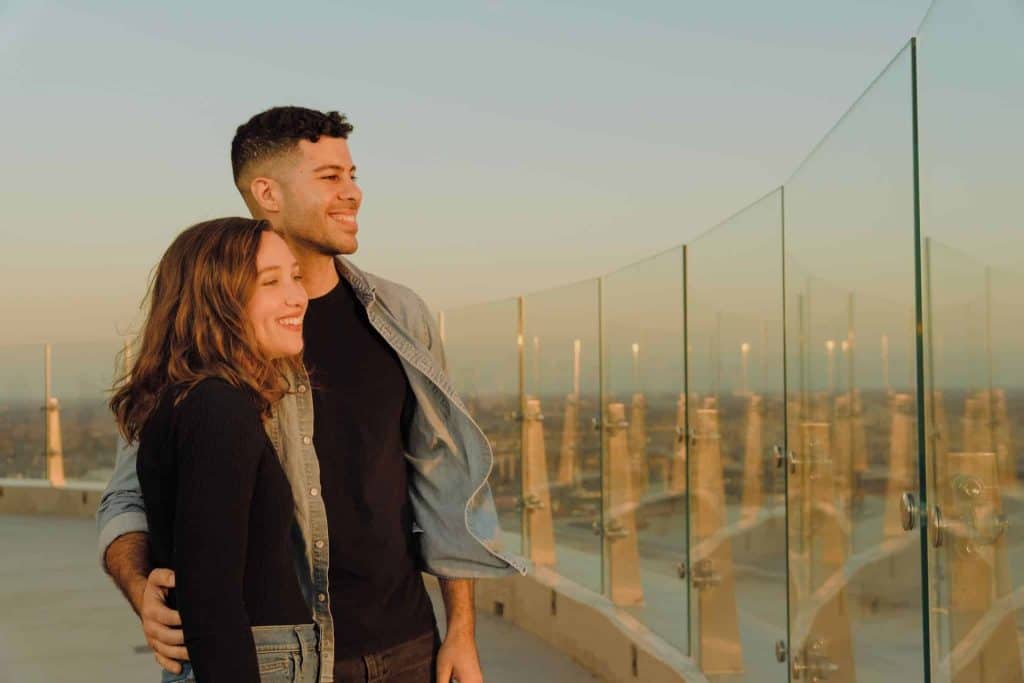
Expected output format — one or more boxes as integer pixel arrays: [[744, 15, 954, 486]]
[[437, 628, 483, 683], [140, 569, 190, 674], [104, 534, 189, 674], [437, 577, 482, 683]]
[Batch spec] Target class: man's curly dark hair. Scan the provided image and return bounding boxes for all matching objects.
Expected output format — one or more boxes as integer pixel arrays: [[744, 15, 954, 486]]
[[231, 106, 354, 184]]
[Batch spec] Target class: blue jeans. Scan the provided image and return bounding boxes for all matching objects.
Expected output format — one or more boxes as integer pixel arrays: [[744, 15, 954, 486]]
[[161, 623, 320, 682]]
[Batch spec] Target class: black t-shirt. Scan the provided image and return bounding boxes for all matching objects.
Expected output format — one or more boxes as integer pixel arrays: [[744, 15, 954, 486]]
[[303, 276, 436, 664], [137, 378, 311, 682]]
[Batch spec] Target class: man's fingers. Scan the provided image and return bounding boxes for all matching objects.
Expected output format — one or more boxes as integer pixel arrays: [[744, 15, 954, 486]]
[[154, 652, 183, 675], [144, 619, 188, 661], [139, 568, 187, 670], [140, 574, 181, 627], [150, 603, 183, 627], [148, 568, 176, 589], [437, 661, 453, 683], [148, 622, 186, 647], [150, 637, 189, 662]]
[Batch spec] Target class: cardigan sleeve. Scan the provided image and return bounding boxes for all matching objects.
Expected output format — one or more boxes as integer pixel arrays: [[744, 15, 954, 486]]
[[172, 379, 265, 682]]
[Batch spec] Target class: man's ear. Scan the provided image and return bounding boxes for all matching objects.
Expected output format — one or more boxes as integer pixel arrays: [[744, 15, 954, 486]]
[[249, 176, 282, 214]]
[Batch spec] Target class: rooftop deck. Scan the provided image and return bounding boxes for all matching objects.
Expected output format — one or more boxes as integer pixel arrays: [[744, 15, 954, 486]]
[[0, 514, 601, 683]]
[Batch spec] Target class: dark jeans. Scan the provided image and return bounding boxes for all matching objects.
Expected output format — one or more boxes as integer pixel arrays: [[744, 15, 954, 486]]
[[333, 630, 440, 683]]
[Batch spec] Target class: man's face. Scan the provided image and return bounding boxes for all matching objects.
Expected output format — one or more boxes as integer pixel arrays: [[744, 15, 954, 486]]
[[276, 137, 362, 256]]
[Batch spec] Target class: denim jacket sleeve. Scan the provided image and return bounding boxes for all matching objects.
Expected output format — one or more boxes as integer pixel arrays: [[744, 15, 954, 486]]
[[416, 293, 448, 374], [95, 435, 149, 570]]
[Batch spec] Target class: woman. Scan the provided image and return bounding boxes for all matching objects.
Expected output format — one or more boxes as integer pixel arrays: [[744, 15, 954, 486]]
[[110, 217, 317, 682]]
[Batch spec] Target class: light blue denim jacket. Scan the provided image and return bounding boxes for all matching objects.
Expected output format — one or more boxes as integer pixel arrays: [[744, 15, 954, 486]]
[[96, 256, 527, 682]]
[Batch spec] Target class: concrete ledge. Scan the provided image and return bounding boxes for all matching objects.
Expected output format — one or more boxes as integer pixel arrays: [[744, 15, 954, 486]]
[[474, 566, 708, 683], [0, 479, 104, 518]]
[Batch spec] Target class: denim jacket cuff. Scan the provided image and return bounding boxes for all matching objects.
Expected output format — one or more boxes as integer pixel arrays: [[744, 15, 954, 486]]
[[97, 511, 149, 571]]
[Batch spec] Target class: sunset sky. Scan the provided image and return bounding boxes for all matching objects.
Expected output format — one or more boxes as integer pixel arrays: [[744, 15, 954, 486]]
[[3, 0, 933, 348]]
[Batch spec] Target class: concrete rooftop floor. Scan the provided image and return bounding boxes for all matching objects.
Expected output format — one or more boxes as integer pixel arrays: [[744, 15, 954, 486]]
[[0, 514, 602, 683]]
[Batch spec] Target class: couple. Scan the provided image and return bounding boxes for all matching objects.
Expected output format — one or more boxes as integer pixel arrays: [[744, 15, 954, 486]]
[[98, 106, 525, 682]]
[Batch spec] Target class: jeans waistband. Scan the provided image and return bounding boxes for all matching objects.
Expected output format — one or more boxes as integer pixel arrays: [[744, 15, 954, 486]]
[[159, 624, 319, 683], [252, 622, 319, 655]]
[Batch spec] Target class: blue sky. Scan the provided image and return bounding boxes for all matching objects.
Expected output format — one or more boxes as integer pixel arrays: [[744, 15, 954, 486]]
[[2, 0, 934, 347]]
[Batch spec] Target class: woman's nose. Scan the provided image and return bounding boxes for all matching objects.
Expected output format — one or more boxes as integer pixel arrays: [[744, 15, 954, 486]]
[[286, 282, 308, 309]]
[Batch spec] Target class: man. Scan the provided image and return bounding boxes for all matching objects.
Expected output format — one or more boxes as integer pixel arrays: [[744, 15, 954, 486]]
[[97, 106, 525, 683]]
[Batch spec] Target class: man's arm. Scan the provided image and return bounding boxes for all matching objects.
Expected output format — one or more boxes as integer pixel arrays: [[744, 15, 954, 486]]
[[97, 436, 149, 569], [436, 577, 483, 683], [97, 436, 189, 673], [414, 291, 492, 683], [105, 531, 150, 615]]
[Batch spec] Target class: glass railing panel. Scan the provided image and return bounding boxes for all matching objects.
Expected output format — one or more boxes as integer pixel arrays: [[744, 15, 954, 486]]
[[0, 344, 47, 480], [601, 246, 687, 651], [921, 241, 1024, 681], [51, 341, 123, 483], [522, 279, 602, 593], [442, 298, 523, 553], [784, 41, 924, 681], [686, 190, 787, 680], [0, 341, 121, 483], [918, 1, 1024, 678]]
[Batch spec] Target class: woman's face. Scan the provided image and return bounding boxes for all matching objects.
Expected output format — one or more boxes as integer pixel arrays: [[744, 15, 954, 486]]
[[246, 231, 307, 360]]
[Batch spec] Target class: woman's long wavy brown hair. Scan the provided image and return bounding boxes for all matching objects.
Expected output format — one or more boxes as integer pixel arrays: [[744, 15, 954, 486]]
[[111, 217, 301, 442]]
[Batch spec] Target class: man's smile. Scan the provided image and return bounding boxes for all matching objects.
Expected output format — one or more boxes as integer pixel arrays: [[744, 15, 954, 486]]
[[329, 212, 358, 228]]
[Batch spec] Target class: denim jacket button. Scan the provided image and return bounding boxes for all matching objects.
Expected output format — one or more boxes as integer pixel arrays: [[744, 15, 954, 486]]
[[315, 540, 325, 549], [297, 384, 307, 393], [302, 435, 312, 445], [310, 487, 319, 497], [317, 593, 326, 603]]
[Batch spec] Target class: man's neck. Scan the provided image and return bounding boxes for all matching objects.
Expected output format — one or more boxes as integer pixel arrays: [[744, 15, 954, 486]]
[[298, 253, 341, 299]]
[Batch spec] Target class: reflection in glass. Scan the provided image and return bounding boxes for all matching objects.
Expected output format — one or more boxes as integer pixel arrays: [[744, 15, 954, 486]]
[[429, 3, 1024, 678], [523, 279, 603, 593], [442, 299, 523, 553], [0, 344, 46, 480], [56, 341, 122, 482], [918, 0, 1024, 679], [601, 247, 688, 651], [784, 42, 924, 681], [923, 241, 1024, 682], [0, 341, 121, 482], [687, 190, 787, 680]]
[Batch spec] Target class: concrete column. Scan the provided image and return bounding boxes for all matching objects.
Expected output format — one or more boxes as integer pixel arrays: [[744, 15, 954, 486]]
[[883, 393, 915, 539], [692, 407, 743, 676], [740, 394, 764, 523], [991, 389, 1016, 489], [557, 393, 580, 489], [794, 420, 856, 683], [942, 451, 1024, 683], [628, 393, 649, 499], [523, 398, 556, 567], [604, 402, 643, 606], [42, 344, 65, 487]]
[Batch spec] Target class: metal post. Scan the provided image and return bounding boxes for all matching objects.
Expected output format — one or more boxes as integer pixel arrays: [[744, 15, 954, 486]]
[[517, 297, 527, 548]]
